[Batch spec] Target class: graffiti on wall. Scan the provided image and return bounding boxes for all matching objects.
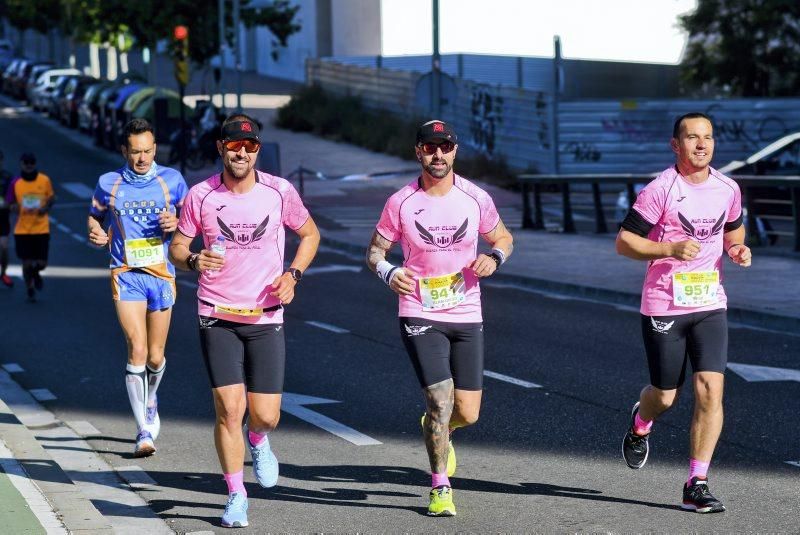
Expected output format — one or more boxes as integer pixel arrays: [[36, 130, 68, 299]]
[[469, 87, 503, 156], [704, 105, 789, 148], [535, 92, 550, 150], [565, 142, 601, 162]]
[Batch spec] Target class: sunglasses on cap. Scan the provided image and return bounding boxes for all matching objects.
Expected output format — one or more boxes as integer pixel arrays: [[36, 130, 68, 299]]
[[223, 139, 261, 153], [419, 141, 456, 155]]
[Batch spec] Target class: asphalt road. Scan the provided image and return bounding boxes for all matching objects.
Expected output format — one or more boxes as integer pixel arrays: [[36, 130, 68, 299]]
[[0, 104, 798, 533]]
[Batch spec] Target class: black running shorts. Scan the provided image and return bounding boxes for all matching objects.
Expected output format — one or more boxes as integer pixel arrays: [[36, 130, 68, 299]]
[[14, 233, 49, 262], [198, 316, 286, 393], [0, 209, 9, 237], [640, 309, 728, 390], [399, 317, 484, 391]]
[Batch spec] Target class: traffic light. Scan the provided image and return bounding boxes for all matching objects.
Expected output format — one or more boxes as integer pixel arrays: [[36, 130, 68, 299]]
[[173, 25, 189, 86]]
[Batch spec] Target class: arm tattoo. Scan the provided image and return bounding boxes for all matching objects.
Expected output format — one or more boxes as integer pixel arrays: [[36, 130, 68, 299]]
[[422, 379, 455, 474], [366, 231, 394, 273]]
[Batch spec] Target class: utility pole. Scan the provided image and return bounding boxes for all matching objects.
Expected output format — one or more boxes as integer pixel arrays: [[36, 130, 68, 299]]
[[552, 35, 562, 175], [218, 0, 226, 112], [233, 0, 242, 112], [431, 0, 441, 118]]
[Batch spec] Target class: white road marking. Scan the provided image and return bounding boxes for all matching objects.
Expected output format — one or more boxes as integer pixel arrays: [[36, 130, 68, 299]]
[[29, 388, 57, 401], [1, 363, 24, 373], [483, 370, 542, 389], [282, 392, 382, 446], [306, 320, 350, 334], [70, 232, 85, 243], [0, 440, 67, 534], [67, 420, 101, 436], [785, 461, 800, 468], [116, 465, 159, 489], [727, 362, 800, 383], [56, 223, 71, 232], [62, 182, 95, 199], [0, 369, 173, 534]]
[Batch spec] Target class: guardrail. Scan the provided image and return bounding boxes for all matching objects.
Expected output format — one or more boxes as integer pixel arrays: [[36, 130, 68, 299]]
[[518, 173, 800, 252]]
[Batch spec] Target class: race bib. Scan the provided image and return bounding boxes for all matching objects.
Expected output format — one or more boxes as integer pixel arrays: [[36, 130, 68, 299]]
[[21, 194, 41, 210], [124, 237, 164, 268], [420, 271, 466, 311], [214, 305, 264, 317], [672, 271, 720, 307]]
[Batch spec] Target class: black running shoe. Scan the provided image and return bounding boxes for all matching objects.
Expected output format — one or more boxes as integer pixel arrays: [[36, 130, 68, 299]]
[[33, 270, 43, 290], [622, 402, 650, 469], [682, 476, 726, 513], [26, 287, 36, 303]]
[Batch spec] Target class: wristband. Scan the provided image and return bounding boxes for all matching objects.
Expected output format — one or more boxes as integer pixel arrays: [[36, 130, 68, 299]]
[[491, 247, 506, 265], [187, 253, 199, 271], [376, 260, 399, 285], [488, 252, 502, 267]]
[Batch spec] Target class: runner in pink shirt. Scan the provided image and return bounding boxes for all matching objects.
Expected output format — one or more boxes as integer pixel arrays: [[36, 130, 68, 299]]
[[367, 120, 513, 517], [169, 114, 320, 528], [616, 112, 752, 514]]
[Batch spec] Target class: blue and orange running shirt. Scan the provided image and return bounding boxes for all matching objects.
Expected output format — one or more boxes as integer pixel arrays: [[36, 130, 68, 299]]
[[90, 164, 188, 281]]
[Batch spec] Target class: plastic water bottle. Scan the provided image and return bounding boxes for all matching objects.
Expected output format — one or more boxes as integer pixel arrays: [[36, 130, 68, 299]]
[[211, 235, 226, 257]]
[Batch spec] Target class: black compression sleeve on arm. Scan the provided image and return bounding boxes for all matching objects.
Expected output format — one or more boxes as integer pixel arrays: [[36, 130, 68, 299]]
[[620, 209, 654, 237], [723, 212, 743, 232]]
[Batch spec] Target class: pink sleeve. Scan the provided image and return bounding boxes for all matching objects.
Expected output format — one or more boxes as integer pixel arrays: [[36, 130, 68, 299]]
[[727, 181, 742, 222], [281, 182, 309, 230], [177, 188, 201, 238], [477, 190, 500, 234], [631, 183, 665, 225], [375, 197, 401, 242]]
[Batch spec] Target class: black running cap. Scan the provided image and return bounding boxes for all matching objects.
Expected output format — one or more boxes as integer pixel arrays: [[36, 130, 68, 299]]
[[221, 120, 260, 142], [416, 120, 457, 144], [20, 152, 36, 164]]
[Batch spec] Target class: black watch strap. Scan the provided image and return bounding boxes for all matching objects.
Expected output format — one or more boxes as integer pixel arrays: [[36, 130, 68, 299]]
[[288, 268, 303, 282], [187, 253, 200, 271], [488, 252, 502, 267]]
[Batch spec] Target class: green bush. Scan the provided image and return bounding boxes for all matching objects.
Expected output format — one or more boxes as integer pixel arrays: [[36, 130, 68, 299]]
[[276, 84, 518, 185]]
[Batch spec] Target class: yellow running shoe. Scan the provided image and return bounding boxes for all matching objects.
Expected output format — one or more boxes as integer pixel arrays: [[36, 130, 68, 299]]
[[420, 414, 456, 477], [428, 486, 456, 516]]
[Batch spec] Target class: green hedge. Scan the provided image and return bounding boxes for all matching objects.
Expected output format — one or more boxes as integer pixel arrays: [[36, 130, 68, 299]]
[[276, 84, 518, 187]]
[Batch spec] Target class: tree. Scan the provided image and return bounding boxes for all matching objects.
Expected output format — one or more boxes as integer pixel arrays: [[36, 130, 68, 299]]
[[679, 0, 800, 97]]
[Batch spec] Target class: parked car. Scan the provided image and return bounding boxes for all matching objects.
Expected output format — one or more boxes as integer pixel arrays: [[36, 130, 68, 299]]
[[2, 58, 27, 94], [0, 40, 14, 71], [45, 74, 78, 118], [29, 68, 81, 110], [23, 64, 53, 104], [12, 60, 53, 99], [58, 75, 96, 128], [77, 81, 111, 132]]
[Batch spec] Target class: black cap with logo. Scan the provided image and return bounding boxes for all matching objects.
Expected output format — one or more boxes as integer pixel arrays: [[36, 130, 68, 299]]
[[416, 120, 457, 144], [221, 120, 261, 142]]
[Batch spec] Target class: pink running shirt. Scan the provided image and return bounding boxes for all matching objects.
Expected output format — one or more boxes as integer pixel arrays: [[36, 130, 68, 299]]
[[177, 171, 310, 324], [376, 175, 500, 322], [631, 166, 742, 316]]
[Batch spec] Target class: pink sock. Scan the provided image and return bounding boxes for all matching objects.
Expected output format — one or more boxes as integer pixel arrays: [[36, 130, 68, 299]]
[[248, 430, 267, 448], [633, 412, 653, 435], [223, 470, 246, 496], [431, 472, 450, 488], [687, 458, 710, 484]]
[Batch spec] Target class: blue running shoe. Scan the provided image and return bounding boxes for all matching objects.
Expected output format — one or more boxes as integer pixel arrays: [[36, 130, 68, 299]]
[[145, 397, 160, 440], [245, 424, 278, 488], [221, 492, 249, 528], [133, 430, 155, 458]]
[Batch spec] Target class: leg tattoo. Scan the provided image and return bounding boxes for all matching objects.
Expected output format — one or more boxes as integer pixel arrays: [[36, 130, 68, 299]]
[[423, 379, 454, 474]]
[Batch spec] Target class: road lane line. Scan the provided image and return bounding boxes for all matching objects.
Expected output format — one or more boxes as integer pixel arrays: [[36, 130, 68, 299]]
[[61, 182, 95, 199], [29, 388, 57, 401], [0, 440, 67, 534], [785, 461, 800, 468], [306, 320, 350, 334], [67, 420, 101, 436], [1, 363, 24, 373], [282, 393, 382, 446], [483, 370, 541, 389]]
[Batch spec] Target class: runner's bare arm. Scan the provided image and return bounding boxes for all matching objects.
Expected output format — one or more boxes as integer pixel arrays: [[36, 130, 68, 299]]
[[470, 218, 514, 277], [87, 214, 109, 246], [366, 230, 416, 295], [270, 216, 321, 304], [168, 231, 225, 272], [723, 225, 751, 267], [616, 229, 700, 261]]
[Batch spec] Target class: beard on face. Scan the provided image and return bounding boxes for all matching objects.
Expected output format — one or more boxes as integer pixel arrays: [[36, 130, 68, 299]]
[[424, 159, 451, 179], [225, 155, 252, 179]]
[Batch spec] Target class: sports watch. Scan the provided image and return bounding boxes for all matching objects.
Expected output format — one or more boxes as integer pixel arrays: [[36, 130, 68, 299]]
[[287, 268, 303, 282]]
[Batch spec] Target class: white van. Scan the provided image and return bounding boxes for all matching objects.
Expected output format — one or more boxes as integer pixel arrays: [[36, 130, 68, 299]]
[[29, 68, 81, 111]]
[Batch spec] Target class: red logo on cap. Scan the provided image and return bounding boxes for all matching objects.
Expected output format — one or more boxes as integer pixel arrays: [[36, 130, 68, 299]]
[[433, 123, 444, 132], [241, 122, 252, 132]]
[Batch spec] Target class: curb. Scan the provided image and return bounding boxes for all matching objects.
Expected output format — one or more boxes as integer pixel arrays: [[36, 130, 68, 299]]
[[322, 235, 800, 335], [0, 398, 113, 534]]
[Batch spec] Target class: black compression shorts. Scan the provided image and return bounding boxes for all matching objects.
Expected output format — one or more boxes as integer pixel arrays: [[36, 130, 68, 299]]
[[641, 309, 728, 390], [198, 316, 286, 393], [399, 317, 484, 391], [14, 233, 49, 262]]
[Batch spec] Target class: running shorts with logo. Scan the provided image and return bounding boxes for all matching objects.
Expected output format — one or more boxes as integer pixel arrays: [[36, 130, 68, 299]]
[[376, 175, 500, 388], [641, 310, 728, 390], [90, 165, 188, 308], [621, 166, 742, 387], [178, 171, 310, 391], [400, 317, 484, 390]]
